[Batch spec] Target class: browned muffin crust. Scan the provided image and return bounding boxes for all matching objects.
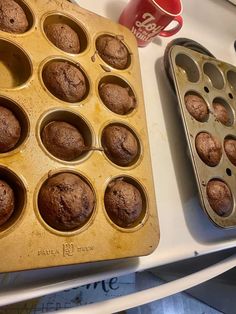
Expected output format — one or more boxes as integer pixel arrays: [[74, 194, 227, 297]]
[[99, 83, 135, 115], [41, 121, 85, 161], [102, 125, 138, 166], [213, 102, 229, 125], [195, 132, 222, 166], [184, 94, 208, 122], [224, 138, 236, 166], [104, 179, 142, 227], [0, 179, 14, 226], [45, 23, 80, 54], [42, 61, 86, 103], [0, 0, 28, 33], [0, 105, 21, 153], [96, 35, 128, 69], [207, 180, 233, 217], [38, 173, 95, 231]]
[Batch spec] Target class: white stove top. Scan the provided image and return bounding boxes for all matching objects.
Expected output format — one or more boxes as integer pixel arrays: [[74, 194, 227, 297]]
[[1, 0, 236, 306]]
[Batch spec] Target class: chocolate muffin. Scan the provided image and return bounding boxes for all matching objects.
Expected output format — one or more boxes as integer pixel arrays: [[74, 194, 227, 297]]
[[224, 138, 236, 166], [41, 121, 85, 161], [99, 83, 135, 115], [102, 125, 138, 166], [184, 94, 208, 122], [207, 180, 232, 216], [195, 132, 222, 166], [42, 61, 86, 103], [104, 179, 142, 227], [0, 0, 28, 34], [96, 35, 129, 69], [0, 106, 21, 153], [213, 102, 229, 125], [45, 23, 80, 54], [38, 173, 95, 231], [0, 179, 14, 226]]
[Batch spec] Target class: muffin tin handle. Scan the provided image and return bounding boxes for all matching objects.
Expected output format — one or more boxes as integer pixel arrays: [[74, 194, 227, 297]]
[[51, 253, 236, 313]]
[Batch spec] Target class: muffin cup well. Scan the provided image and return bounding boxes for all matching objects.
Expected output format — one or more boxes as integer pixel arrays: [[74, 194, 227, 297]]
[[0, 39, 32, 89]]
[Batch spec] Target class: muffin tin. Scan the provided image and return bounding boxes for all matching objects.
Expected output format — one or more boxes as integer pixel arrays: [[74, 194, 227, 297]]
[[0, 0, 159, 272], [169, 45, 236, 228]]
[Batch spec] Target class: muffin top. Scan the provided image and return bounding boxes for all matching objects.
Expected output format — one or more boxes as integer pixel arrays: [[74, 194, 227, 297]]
[[0, 179, 14, 226], [45, 23, 80, 54], [96, 35, 128, 69], [102, 125, 138, 166], [42, 61, 86, 102], [184, 94, 208, 122], [99, 83, 135, 115], [0, 0, 29, 34], [195, 132, 222, 166], [41, 121, 85, 161], [0, 105, 21, 153], [38, 173, 95, 231], [207, 180, 233, 217], [105, 179, 142, 227]]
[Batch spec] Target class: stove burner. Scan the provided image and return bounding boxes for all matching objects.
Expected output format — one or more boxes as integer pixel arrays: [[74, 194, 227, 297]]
[[164, 38, 215, 91]]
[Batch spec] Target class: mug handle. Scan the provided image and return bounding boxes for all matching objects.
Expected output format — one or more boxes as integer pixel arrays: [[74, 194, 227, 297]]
[[159, 15, 183, 37]]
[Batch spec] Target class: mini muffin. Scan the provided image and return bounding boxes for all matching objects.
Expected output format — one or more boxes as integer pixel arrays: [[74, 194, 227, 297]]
[[104, 179, 142, 227], [38, 173, 95, 231], [45, 23, 80, 54], [42, 61, 86, 102], [102, 125, 138, 166], [0, 179, 14, 226], [213, 102, 229, 125], [224, 138, 236, 166], [195, 132, 222, 166], [96, 35, 128, 69], [184, 94, 208, 122], [0, 106, 21, 153], [0, 0, 28, 33], [41, 121, 85, 161], [99, 83, 135, 115], [207, 180, 233, 216]]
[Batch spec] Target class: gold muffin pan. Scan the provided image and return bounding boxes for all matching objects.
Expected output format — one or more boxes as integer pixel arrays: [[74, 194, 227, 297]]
[[0, 0, 159, 272], [169, 45, 236, 228]]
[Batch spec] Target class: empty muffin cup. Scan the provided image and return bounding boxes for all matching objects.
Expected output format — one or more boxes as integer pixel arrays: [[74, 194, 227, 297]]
[[0, 39, 32, 89], [175, 53, 200, 82]]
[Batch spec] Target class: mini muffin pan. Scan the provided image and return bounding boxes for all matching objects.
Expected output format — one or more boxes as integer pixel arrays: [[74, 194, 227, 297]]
[[169, 45, 236, 228], [0, 0, 159, 272]]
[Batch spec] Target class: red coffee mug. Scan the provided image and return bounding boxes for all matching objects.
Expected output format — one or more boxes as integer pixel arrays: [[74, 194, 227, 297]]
[[119, 0, 183, 47]]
